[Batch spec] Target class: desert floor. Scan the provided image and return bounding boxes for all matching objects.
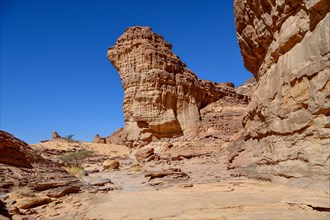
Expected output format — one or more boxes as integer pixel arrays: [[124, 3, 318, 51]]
[[27, 141, 330, 220]]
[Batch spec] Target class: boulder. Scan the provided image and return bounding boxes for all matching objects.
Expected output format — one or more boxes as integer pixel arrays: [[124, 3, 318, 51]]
[[102, 160, 120, 170]]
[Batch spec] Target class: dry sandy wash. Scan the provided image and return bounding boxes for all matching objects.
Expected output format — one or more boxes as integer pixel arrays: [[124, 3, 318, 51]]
[[1, 136, 329, 220]]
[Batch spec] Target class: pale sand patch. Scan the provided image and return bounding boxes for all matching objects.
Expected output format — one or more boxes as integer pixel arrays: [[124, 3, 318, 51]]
[[83, 143, 129, 157], [31, 140, 130, 157], [82, 180, 330, 220]]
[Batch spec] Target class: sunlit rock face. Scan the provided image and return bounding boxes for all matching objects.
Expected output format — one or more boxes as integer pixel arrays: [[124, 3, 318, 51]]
[[231, 0, 330, 188], [108, 26, 248, 146]]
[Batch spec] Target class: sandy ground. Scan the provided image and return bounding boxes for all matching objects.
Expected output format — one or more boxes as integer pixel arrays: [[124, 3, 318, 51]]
[[42, 180, 330, 220], [29, 140, 330, 220], [85, 181, 329, 220]]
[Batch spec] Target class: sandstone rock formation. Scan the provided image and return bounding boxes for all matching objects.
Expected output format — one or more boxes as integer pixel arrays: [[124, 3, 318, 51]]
[[52, 132, 61, 140], [108, 26, 248, 146], [93, 134, 106, 144], [0, 130, 83, 193], [106, 128, 127, 145], [230, 0, 330, 189], [198, 81, 253, 142]]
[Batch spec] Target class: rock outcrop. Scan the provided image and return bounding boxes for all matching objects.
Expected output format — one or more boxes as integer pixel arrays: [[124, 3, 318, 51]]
[[0, 130, 83, 193], [230, 0, 330, 189], [52, 132, 61, 140], [108, 26, 248, 146], [93, 134, 106, 144]]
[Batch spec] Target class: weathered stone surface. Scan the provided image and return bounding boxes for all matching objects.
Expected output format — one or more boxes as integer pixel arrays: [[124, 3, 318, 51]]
[[51, 132, 61, 140], [135, 147, 154, 162], [102, 160, 120, 170], [0, 131, 33, 169], [93, 134, 106, 144], [235, 77, 256, 97], [106, 128, 127, 145], [0, 130, 83, 194], [16, 196, 52, 209], [82, 176, 113, 186], [46, 186, 80, 198], [145, 168, 188, 180], [231, 0, 330, 189], [107, 26, 248, 146], [199, 96, 248, 142], [34, 181, 68, 191]]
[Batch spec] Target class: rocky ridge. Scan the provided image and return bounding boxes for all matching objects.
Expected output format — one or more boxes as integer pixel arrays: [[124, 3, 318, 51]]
[[107, 26, 249, 147], [0, 130, 83, 193], [230, 0, 330, 189]]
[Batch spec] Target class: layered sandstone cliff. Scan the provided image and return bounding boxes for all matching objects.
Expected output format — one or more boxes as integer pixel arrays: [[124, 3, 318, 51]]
[[108, 26, 248, 146], [0, 130, 82, 193], [230, 0, 330, 188]]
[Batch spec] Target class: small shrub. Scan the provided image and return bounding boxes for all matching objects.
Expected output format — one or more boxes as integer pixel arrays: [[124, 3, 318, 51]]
[[65, 166, 84, 177], [58, 150, 94, 166], [128, 164, 145, 172], [10, 186, 35, 198]]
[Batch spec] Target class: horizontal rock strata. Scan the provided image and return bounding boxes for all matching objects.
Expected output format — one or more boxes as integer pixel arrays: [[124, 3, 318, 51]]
[[230, 0, 330, 189], [108, 26, 248, 146], [0, 130, 83, 193]]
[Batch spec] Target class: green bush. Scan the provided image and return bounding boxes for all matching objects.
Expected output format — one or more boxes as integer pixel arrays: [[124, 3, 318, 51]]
[[58, 149, 93, 166]]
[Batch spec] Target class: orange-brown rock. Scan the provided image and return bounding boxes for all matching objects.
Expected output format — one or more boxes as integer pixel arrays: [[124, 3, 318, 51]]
[[231, 0, 330, 189], [93, 134, 106, 144], [0, 130, 83, 193], [0, 131, 33, 169], [199, 96, 248, 142], [108, 26, 248, 146], [51, 131, 61, 140], [106, 128, 127, 145]]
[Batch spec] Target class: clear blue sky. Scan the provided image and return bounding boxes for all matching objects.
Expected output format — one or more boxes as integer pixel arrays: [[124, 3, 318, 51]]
[[1, 0, 252, 144]]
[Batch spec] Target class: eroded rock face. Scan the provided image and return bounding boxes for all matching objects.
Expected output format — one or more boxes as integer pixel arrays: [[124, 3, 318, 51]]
[[93, 134, 106, 144], [52, 132, 61, 140], [0, 130, 83, 193], [0, 131, 33, 169], [199, 96, 248, 142], [108, 26, 248, 146], [231, 0, 330, 188]]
